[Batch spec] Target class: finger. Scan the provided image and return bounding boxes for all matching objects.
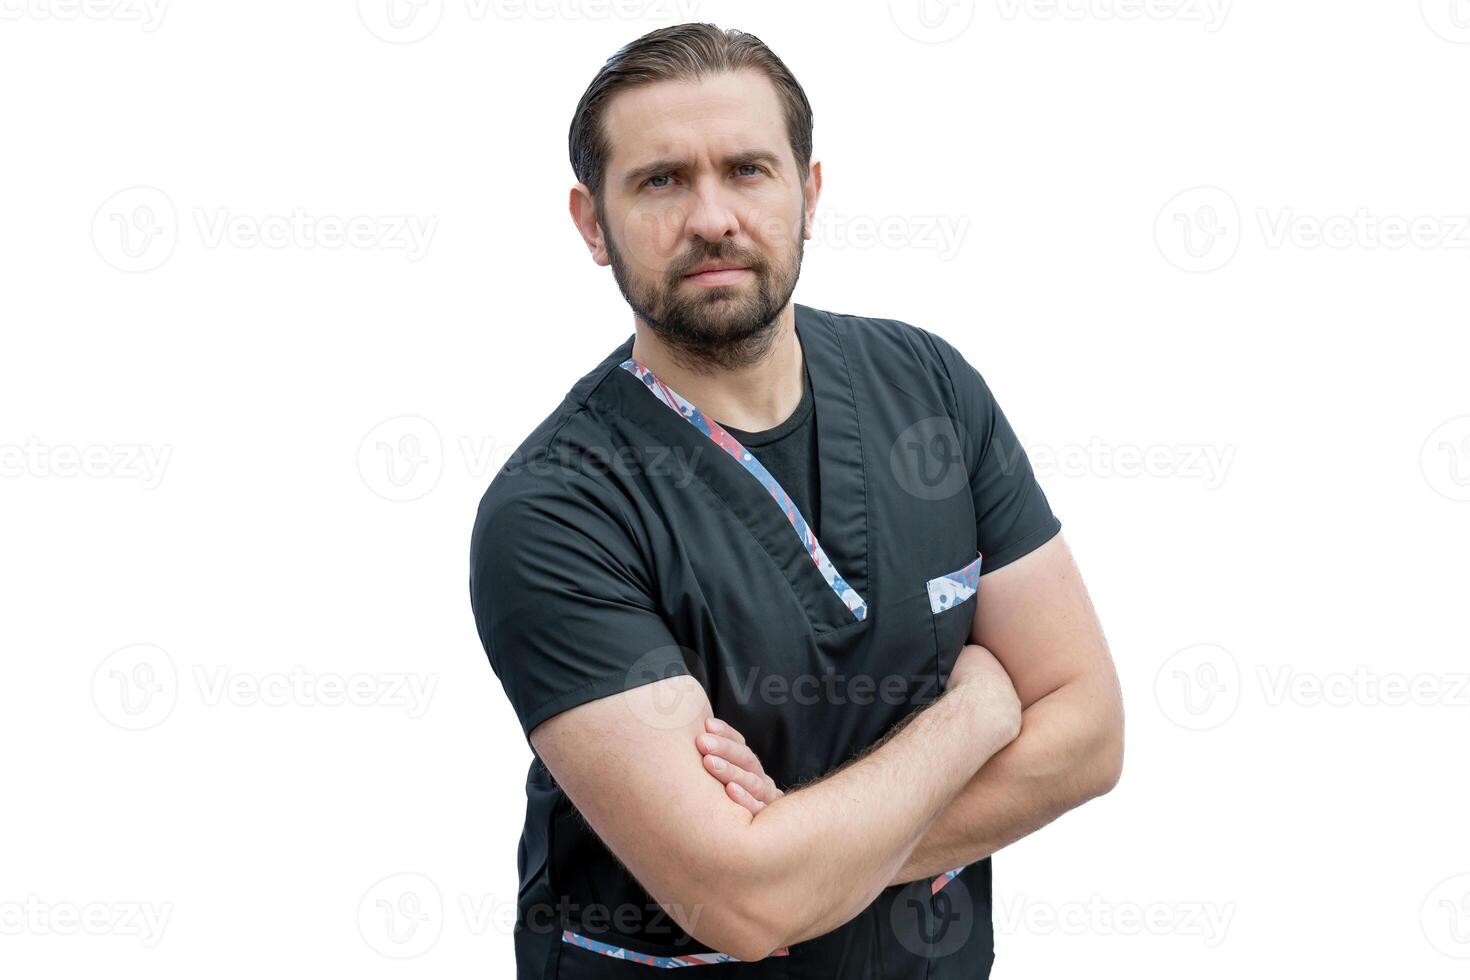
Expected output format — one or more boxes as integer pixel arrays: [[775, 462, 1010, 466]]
[[703, 752, 744, 786], [702, 752, 740, 784], [726, 759, 771, 799], [705, 717, 747, 745], [696, 733, 768, 775], [725, 780, 762, 816], [702, 753, 782, 806], [726, 780, 766, 814]]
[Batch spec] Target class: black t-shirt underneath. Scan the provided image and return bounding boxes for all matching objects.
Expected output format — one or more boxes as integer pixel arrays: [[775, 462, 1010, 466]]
[[716, 360, 820, 539]]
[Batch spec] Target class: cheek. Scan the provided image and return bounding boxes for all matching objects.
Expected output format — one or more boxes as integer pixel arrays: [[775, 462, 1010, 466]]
[[619, 203, 686, 277], [744, 202, 802, 252]]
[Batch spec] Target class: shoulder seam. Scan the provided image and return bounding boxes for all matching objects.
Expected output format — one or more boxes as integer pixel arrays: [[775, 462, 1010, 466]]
[[522, 345, 631, 461]]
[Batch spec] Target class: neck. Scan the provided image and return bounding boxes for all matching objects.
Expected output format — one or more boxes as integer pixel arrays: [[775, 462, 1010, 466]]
[[629, 304, 804, 433]]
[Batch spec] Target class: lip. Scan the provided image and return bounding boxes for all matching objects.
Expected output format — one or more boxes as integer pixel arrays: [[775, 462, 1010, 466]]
[[683, 265, 751, 285]]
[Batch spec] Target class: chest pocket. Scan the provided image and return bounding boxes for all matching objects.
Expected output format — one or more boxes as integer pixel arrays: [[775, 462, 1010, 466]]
[[927, 552, 982, 691]]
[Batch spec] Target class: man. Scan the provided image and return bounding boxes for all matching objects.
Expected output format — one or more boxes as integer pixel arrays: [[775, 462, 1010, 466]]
[[469, 23, 1123, 978]]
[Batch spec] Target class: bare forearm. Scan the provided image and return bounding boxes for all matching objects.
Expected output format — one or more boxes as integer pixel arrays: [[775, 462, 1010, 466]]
[[890, 677, 1124, 885], [730, 680, 1017, 954]]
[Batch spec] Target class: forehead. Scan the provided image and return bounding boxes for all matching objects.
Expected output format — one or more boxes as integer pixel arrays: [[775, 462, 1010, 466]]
[[601, 69, 790, 177]]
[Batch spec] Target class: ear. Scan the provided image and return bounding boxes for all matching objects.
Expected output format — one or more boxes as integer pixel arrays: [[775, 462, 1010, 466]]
[[802, 160, 822, 241], [569, 182, 610, 267]]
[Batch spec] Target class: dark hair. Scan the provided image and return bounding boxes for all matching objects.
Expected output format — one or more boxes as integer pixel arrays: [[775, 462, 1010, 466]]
[[568, 23, 814, 202]]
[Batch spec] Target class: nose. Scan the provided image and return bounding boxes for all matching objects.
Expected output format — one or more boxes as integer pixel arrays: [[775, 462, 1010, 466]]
[[682, 174, 742, 245]]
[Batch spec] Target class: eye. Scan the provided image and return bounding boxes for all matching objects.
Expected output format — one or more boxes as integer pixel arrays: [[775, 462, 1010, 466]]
[[642, 165, 765, 190]]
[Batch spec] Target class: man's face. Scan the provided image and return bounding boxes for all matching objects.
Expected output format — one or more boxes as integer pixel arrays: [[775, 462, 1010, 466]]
[[592, 70, 814, 369]]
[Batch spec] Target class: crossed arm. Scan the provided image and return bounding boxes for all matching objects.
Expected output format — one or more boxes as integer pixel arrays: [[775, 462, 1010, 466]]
[[529, 642, 1022, 961], [701, 532, 1125, 884], [527, 532, 1122, 959]]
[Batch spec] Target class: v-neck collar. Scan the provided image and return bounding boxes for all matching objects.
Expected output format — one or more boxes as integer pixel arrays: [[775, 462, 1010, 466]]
[[611, 304, 871, 632]]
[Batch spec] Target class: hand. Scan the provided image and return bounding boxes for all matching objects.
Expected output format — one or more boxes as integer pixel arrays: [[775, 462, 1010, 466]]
[[695, 717, 784, 816], [948, 643, 1023, 747]]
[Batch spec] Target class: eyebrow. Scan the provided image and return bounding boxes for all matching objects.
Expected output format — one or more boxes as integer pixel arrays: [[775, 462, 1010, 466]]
[[621, 150, 784, 190]]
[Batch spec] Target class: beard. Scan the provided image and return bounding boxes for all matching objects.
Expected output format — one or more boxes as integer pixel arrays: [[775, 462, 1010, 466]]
[[603, 206, 805, 373]]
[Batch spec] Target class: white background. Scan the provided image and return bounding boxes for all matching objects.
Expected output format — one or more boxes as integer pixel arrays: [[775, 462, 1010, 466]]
[[3, 1, 1468, 976]]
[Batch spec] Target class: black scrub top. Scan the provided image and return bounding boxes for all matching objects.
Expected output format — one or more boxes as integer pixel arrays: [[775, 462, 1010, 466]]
[[469, 303, 1062, 979]]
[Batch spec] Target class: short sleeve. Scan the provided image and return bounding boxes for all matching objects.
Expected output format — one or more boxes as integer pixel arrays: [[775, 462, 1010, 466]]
[[468, 472, 691, 740], [924, 330, 1063, 575]]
